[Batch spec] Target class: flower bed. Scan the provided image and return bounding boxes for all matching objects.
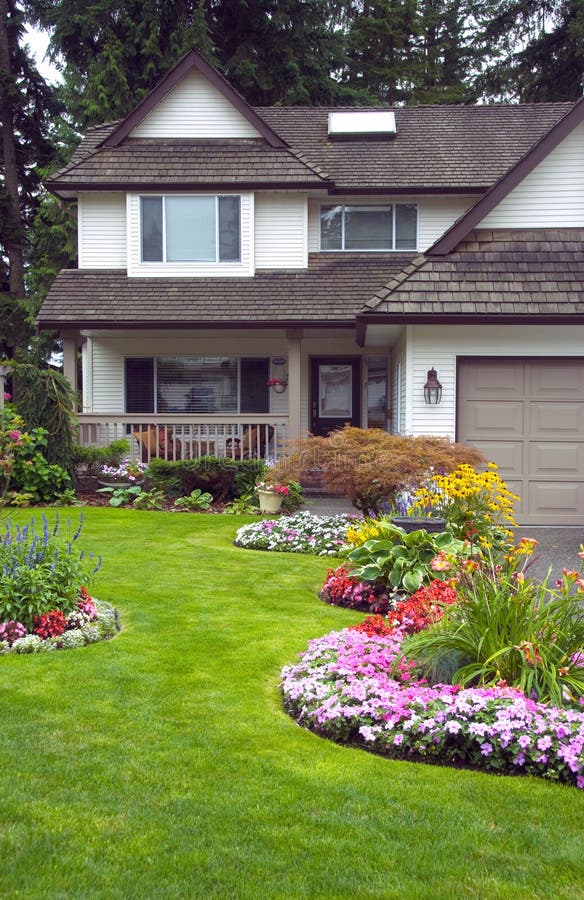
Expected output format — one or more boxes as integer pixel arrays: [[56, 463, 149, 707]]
[[320, 564, 391, 613], [0, 588, 119, 654], [234, 512, 356, 555], [281, 628, 584, 789]]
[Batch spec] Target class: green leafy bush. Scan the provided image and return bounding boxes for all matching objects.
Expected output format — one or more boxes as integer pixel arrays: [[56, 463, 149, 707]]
[[132, 488, 166, 510], [71, 439, 130, 478], [1, 407, 71, 504], [346, 524, 465, 594], [147, 456, 264, 502], [97, 484, 143, 507], [0, 514, 102, 630]]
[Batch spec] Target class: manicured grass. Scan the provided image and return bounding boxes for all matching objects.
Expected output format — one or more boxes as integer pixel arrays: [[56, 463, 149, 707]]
[[1, 508, 583, 898]]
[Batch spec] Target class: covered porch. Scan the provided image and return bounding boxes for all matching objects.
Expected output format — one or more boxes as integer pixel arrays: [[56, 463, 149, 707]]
[[76, 413, 289, 462]]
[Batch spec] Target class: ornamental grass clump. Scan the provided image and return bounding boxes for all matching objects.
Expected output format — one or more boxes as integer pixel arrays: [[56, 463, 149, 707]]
[[401, 540, 584, 706], [411, 462, 518, 551], [0, 513, 102, 630], [234, 512, 355, 555]]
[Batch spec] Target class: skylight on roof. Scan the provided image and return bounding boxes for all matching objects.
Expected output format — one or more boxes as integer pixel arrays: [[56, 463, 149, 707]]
[[327, 111, 396, 138]]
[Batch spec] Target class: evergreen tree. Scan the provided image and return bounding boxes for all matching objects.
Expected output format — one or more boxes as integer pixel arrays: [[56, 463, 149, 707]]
[[476, 0, 584, 101], [343, 0, 478, 106], [0, 0, 60, 357]]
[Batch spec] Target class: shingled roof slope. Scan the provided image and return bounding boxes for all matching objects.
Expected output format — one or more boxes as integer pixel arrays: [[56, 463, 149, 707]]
[[256, 103, 574, 190], [361, 229, 584, 318], [37, 253, 415, 328], [46, 138, 329, 189], [47, 102, 575, 193]]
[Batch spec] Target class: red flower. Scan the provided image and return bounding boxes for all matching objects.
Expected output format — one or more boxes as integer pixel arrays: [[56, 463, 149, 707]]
[[33, 609, 67, 639]]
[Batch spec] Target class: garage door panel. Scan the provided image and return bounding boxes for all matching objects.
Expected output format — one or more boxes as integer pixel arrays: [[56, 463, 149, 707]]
[[529, 442, 584, 476], [462, 361, 525, 399], [528, 481, 584, 516], [467, 441, 523, 477], [530, 402, 584, 436], [458, 357, 584, 525], [529, 361, 584, 397], [459, 401, 524, 439]]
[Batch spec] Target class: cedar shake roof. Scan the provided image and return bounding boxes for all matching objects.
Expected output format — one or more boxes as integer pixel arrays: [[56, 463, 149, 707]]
[[361, 229, 584, 319], [37, 253, 415, 329], [247, 103, 574, 191], [47, 102, 575, 194], [46, 138, 329, 190]]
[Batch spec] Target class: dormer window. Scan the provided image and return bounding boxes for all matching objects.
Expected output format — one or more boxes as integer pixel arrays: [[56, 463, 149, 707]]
[[141, 195, 241, 263], [320, 203, 417, 251]]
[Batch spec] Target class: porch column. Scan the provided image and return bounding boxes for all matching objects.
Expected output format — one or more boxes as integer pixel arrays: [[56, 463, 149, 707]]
[[61, 330, 80, 412], [286, 328, 303, 442]]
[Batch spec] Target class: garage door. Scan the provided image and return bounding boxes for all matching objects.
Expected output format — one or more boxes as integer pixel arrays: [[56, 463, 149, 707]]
[[457, 358, 584, 525]]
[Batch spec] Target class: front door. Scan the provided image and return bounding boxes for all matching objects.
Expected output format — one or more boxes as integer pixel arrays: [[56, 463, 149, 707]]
[[310, 357, 361, 436]]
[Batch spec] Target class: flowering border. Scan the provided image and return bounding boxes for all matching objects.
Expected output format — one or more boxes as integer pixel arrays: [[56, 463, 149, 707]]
[[281, 628, 584, 789]]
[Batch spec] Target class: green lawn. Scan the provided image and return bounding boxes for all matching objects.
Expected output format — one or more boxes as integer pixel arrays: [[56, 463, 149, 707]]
[[1, 509, 583, 899]]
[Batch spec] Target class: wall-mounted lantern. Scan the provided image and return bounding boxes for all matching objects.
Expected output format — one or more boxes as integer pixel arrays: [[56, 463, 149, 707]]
[[423, 367, 442, 405]]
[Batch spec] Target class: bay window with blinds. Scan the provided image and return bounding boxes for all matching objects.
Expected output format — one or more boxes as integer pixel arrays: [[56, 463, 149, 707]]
[[125, 356, 270, 414]]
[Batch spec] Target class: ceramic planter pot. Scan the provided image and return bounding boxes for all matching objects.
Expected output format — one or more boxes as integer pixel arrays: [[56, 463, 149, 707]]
[[257, 490, 284, 513]]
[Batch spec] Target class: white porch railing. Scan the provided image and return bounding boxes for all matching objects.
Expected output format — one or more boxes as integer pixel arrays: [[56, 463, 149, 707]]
[[76, 415, 289, 463]]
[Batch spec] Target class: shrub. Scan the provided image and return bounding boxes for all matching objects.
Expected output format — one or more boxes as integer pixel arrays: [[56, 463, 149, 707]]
[[412, 462, 519, 551], [71, 439, 130, 479], [270, 426, 484, 513], [346, 523, 466, 594], [0, 514, 102, 630], [0, 406, 71, 504], [401, 543, 584, 706]]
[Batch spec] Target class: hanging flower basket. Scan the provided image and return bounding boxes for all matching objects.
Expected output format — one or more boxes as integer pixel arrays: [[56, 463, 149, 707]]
[[266, 377, 288, 394]]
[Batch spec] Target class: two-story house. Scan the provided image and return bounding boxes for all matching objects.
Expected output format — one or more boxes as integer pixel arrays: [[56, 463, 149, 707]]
[[38, 50, 584, 524]]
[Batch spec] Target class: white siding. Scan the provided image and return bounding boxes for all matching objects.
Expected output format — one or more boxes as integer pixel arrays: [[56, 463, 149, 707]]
[[127, 192, 254, 277], [131, 71, 261, 139], [86, 329, 364, 433], [418, 196, 477, 250], [390, 331, 407, 434], [407, 324, 584, 439], [481, 121, 584, 228], [78, 193, 127, 269], [254, 193, 307, 269], [87, 331, 295, 412], [307, 195, 476, 253]]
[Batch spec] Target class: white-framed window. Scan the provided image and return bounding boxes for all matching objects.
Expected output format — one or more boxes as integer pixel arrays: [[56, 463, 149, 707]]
[[125, 356, 269, 414], [320, 203, 417, 251], [141, 195, 241, 263]]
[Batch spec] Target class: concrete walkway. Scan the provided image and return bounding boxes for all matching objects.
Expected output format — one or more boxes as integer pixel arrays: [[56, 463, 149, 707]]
[[302, 495, 584, 582]]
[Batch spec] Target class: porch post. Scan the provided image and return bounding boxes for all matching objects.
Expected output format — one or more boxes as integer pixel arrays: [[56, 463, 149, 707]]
[[286, 328, 302, 442], [61, 330, 80, 412]]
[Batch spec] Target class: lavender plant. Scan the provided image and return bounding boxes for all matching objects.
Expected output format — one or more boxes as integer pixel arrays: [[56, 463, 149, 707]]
[[0, 514, 102, 630]]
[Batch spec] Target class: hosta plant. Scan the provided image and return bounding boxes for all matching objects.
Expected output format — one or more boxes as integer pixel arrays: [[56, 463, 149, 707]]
[[346, 523, 465, 594], [174, 488, 213, 511]]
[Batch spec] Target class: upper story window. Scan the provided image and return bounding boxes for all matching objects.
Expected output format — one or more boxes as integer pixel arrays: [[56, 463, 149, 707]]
[[320, 203, 417, 251], [141, 195, 241, 263]]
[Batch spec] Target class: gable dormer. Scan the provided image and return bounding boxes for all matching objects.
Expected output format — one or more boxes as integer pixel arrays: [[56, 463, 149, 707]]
[[102, 49, 286, 148], [131, 70, 263, 140]]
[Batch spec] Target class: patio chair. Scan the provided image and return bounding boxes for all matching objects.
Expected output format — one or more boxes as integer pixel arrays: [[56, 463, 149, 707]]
[[132, 425, 181, 462], [225, 424, 274, 460]]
